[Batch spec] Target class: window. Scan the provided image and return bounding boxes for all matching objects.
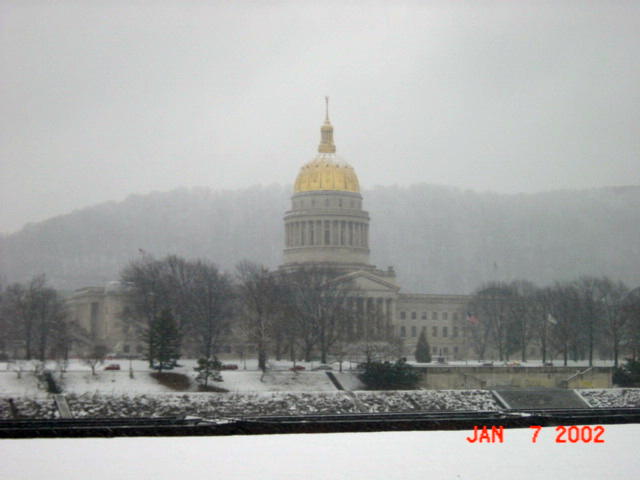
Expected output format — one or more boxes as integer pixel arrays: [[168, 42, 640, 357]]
[[443, 327, 448, 337], [324, 198, 329, 207], [411, 311, 416, 319], [453, 313, 459, 321], [432, 312, 438, 320], [443, 347, 449, 355], [432, 326, 437, 337], [421, 312, 427, 319], [123, 345, 130, 353], [400, 311, 406, 320], [411, 326, 417, 337], [443, 312, 448, 320], [136, 345, 143, 354], [421, 326, 426, 333], [453, 326, 458, 337], [338, 199, 342, 207], [454, 346, 459, 354], [400, 326, 406, 337]]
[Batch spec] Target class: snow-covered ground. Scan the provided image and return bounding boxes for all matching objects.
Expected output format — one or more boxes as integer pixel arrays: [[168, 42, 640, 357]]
[[2, 358, 639, 420], [581, 388, 640, 408], [215, 371, 337, 392], [2, 425, 639, 480], [354, 390, 499, 412], [0, 359, 344, 396]]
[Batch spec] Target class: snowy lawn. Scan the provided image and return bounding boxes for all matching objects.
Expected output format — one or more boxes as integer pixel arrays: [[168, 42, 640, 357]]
[[216, 371, 336, 392]]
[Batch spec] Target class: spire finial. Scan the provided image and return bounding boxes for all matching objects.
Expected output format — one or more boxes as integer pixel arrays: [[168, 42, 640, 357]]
[[318, 96, 336, 154], [325, 96, 330, 123]]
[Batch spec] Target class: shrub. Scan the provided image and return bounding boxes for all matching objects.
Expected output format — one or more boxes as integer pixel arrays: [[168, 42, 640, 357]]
[[41, 370, 62, 394], [358, 359, 421, 390], [613, 359, 640, 387], [150, 372, 191, 391]]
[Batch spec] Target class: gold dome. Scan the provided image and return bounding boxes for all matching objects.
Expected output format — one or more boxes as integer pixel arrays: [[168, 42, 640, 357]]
[[293, 97, 360, 193], [294, 155, 360, 193]]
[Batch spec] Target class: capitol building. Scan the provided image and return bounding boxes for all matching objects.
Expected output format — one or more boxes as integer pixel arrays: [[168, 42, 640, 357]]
[[280, 99, 471, 359], [68, 101, 473, 361]]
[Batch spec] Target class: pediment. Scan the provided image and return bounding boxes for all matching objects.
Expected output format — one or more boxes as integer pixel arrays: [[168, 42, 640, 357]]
[[333, 270, 400, 294]]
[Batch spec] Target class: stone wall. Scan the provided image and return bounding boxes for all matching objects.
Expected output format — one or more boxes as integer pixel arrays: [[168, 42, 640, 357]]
[[416, 366, 612, 389]]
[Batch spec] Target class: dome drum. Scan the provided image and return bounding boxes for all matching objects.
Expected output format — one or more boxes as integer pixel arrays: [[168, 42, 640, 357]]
[[288, 190, 365, 214]]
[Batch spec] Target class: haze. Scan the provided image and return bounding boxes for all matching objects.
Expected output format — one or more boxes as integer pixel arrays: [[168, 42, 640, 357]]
[[1, 1, 639, 234]]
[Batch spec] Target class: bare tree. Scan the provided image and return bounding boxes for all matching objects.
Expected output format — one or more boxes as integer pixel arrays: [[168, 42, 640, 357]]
[[533, 286, 555, 364], [622, 287, 640, 361], [574, 276, 609, 366], [283, 267, 357, 363], [122, 254, 235, 363], [546, 282, 581, 366], [236, 261, 282, 372], [2, 282, 31, 358], [596, 278, 629, 367], [506, 280, 539, 363], [181, 260, 234, 360], [121, 256, 173, 366], [83, 344, 108, 375], [468, 282, 516, 361], [1, 276, 68, 361]]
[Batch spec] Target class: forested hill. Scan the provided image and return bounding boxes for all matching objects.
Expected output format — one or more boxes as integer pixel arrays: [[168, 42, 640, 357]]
[[1, 184, 639, 294]]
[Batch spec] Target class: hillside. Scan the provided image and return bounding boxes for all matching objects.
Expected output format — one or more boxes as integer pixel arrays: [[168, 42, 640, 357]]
[[1, 184, 639, 293]]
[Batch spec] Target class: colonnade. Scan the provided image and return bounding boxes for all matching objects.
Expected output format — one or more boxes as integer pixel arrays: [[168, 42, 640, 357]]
[[345, 296, 394, 340], [285, 220, 369, 248]]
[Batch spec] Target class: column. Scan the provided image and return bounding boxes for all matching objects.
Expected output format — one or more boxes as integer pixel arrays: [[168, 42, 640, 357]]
[[356, 298, 364, 337]]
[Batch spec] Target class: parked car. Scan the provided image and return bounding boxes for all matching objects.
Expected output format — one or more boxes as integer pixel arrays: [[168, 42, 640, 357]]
[[104, 364, 121, 371], [220, 364, 238, 370], [289, 365, 306, 371]]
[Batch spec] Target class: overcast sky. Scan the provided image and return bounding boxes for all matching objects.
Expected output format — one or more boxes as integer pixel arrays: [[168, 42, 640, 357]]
[[1, 1, 639, 234]]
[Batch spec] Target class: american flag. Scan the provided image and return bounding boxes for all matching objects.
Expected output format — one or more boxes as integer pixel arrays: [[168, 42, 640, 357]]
[[466, 312, 479, 325]]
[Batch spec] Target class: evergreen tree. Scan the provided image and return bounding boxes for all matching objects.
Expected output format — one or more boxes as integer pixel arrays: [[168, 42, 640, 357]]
[[415, 329, 431, 363], [147, 308, 181, 372], [193, 357, 223, 388]]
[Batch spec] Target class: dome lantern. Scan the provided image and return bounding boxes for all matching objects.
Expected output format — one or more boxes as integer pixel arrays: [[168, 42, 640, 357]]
[[318, 96, 336, 154], [293, 98, 360, 194]]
